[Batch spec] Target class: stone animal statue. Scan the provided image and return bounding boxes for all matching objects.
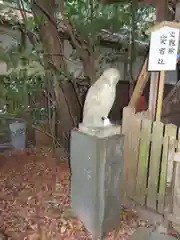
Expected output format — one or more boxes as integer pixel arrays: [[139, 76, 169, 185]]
[[82, 68, 120, 128]]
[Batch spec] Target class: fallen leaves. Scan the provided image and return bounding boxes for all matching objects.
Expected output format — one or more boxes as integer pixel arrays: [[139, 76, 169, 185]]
[[0, 148, 143, 239], [60, 224, 67, 234], [27, 233, 41, 240]]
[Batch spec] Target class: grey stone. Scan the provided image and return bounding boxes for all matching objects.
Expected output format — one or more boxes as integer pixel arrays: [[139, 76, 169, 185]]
[[78, 123, 121, 137], [81, 68, 120, 128], [70, 130, 124, 239]]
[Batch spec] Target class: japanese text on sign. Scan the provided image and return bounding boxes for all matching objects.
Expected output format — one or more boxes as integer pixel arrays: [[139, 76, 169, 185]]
[[148, 26, 180, 71]]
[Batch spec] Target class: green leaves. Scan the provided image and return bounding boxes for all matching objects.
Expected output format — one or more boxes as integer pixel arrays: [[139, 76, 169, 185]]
[[1, 0, 155, 111]]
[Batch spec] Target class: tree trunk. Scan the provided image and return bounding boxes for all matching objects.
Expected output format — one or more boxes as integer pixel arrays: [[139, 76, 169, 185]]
[[32, 0, 81, 151]]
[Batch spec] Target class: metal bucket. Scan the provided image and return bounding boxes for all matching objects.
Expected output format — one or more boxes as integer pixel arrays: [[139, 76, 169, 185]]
[[9, 122, 26, 150]]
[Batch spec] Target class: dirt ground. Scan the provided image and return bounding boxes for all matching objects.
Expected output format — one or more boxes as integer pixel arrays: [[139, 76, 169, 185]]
[[0, 148, 150, 240]]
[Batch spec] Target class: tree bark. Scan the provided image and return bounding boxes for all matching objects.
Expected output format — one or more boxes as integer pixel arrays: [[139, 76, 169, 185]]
[[32, 0, 81, 151]]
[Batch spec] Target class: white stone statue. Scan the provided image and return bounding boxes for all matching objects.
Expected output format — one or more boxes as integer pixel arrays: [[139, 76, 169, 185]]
[[81, 68, 120, 129]]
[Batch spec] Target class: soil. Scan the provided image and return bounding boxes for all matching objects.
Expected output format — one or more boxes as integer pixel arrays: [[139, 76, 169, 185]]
[[0, 148, 157, 239]]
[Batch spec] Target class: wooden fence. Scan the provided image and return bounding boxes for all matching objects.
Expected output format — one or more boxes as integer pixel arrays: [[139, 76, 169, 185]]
[[168, 151, 180, 229], [122, 106, 180, 216]]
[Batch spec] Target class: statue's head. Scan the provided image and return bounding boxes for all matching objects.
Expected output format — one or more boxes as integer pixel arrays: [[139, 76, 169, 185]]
[[102, 68, 120, 86]]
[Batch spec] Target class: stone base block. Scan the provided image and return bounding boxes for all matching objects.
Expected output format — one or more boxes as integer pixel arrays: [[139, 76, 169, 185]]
[[70, 129, 124, 239]]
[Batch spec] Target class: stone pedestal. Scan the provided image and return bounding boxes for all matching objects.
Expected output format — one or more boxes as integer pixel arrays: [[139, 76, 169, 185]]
[[70, 127, 124, 239]]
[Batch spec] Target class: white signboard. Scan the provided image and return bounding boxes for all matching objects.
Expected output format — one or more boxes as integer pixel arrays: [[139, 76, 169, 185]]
[[148, 26, 180, 71]]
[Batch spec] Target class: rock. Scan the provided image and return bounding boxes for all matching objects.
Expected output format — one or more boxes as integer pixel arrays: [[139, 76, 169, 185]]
[[81, 68, 120, 128]]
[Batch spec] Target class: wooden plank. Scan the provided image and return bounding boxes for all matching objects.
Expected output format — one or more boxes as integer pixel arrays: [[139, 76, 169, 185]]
[[148, 72, 159, 120], [129, 58, 149, 109], [156, 71, 165, 121], [155, 0, 169, 23], [158, 133, 169, 216], [135, 118, 152, 206], [174, 152, 180, 163], [175, 2, 180, 21], [122, 107, 142, 199], [127, 115, 142, 198], [148, 0, 168, 120], [122, 107, 135, 134], [177, 130, 180, 150], [158, 124, 177, 214], [147, 121, 164, 210], [171, 130, 180, 233], [122, 107, 135, 201], [171, 157, 180, 233], [165, 125, 177, 185]]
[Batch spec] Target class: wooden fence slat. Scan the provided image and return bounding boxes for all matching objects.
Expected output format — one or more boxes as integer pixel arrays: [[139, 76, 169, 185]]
[[122, 107, 135, 199], [147, 121, 164, 211], [135, 118, 152, 206], [126, 115, 142, 198], [166, 125, 177, 185], [177, 129, 180, 150], [122, 107, 135, 134], [158, 124, 177, 214], [172, 157, 180, 233], [157, 134, 168, 215], [170, 131, 180, 233]]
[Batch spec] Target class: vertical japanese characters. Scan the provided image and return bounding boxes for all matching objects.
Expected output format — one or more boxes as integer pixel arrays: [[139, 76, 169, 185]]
[[158, 30, 177, 65], [148, 26, 179, 71]]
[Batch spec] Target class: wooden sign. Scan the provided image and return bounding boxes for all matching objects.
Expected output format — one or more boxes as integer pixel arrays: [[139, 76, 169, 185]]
[[148, 26, 180, 71]]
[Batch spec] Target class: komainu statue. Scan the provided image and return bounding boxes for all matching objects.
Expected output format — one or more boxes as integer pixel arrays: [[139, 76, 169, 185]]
[[80, 68, 120, 130]]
